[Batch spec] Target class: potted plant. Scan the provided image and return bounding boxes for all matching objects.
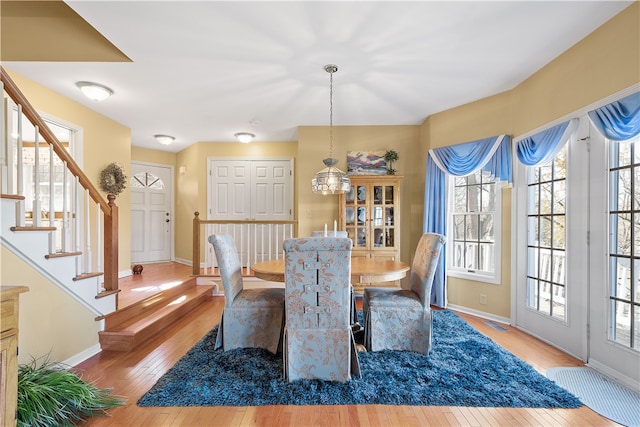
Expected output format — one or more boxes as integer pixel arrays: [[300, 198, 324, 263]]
[[17, 356, 124, 427], [384, 150, 399, 175]]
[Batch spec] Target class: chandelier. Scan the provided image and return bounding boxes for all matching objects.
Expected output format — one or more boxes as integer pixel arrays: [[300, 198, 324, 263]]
[[311, 64, 351, 195]]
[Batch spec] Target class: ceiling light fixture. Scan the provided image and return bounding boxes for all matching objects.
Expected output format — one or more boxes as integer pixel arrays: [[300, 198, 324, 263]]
[[235, 132, 255, 143], [311, 64, 350, 195], [154, 134, 175, 145], [75, 81, 113, 101]]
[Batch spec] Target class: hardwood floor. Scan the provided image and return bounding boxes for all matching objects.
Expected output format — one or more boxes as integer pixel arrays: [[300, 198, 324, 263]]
[[76, 263, 618, 426]]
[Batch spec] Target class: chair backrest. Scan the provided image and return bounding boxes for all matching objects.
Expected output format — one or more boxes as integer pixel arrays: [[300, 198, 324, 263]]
[[283, 237, 352, 329], [208, 233, 243, 305], [410, 232, 446, 304]]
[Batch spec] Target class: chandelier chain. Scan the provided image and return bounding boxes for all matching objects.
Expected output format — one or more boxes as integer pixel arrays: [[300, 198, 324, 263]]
[[329, 69, 334, 158]]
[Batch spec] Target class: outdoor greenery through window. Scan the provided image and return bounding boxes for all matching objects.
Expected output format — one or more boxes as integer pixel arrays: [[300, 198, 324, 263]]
[[609, 137, 640, 350], [526, 145, 567, 321], [448, 169, 500, 283]]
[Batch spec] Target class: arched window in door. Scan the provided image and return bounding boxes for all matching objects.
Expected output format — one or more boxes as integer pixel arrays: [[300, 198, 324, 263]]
[[131, 172, 165, 190]]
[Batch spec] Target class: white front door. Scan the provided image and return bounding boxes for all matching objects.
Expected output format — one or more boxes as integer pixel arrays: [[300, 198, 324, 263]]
[[513, 118, 589, 360], [130, 162, 173, 263]]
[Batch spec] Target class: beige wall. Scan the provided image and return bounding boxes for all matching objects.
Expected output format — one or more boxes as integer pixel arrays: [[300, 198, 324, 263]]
[[421, 2, 639, 318], [2, 247, 101, 364]]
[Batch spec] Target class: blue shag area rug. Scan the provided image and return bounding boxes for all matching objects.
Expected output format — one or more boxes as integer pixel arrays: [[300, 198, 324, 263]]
[[138, 310, 582, 408]]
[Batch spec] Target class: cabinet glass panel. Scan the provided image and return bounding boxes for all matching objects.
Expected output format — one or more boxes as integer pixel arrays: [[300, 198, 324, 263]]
[[356, 185, 367, 204], [357, 207, 366, 225], [374, 227, 384, 247], [373, 206, 384, 226], [374, 186, 383, 204], [345, 207, 356, 226], [346, 185, 355, 202], [386, 228, 395, 247], [385, 207, 394, 226], [385, 185, 394, 204]]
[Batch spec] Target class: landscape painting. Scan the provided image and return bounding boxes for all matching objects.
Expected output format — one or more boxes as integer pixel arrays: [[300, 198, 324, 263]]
[[347, 150, 387, 175]]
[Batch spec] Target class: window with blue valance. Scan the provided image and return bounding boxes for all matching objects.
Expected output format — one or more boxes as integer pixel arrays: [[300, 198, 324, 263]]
[[588, 91, 640, 141], [516, 118, 578, 167], [423, 134, 512, 307]]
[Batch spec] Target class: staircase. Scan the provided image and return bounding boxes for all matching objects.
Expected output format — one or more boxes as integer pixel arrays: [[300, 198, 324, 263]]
[[97, 278, 214, 351], [0, 194, 117, 315]]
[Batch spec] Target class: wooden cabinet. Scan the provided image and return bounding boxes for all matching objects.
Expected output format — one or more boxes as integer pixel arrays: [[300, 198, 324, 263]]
[[339, 175, 402, 288], [1, 286, 28, 427]]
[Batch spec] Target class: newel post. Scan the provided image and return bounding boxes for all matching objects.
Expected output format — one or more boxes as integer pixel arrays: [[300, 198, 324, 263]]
[[193, 211, 200, 275], [104, 194, 119, 292]]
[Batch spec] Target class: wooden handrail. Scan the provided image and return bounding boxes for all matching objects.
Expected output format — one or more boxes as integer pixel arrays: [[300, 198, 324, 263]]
[[1, 66, 118, 292], [192, 211, 298, 275], [1, 67, 110, 214]]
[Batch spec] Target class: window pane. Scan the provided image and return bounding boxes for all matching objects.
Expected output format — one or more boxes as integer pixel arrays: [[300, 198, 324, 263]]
[[614, 213, 632, 256], [453, 242, 464, 268], [465, 242, 477, 269], [479, 214, 494, 242], [479, 243, 494, 272], [553, 148, 567, 179], [618, 142, 632, 167], [612, 300, 631, 347], [527, 247, 538, 277], [551, 284, 566, 320], [481, 184, 495, 211], [454, 186, 466, 212], [465, 215, 478, 240], [527, 277, 539, 309], [528, 185, 539, 215], [553, 180, 565, 214], [453, 215, 465, 240], [540, 216, 552, 247], [540, 163, 553, 182], [540, 182, 552, 214], [468, 185, 481, 212], [611, 256, 631, 299], [553, 216, 565, 250], [528, 216, 539, 245]]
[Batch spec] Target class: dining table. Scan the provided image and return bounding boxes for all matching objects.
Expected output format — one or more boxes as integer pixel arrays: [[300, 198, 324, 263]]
[[251, 257, 410, 285]]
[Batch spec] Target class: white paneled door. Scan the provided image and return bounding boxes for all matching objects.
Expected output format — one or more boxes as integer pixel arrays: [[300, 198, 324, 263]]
[[130, 162, 173, 263]]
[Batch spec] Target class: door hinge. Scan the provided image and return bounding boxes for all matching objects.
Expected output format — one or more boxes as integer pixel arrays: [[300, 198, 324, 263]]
[[587, 231, 590, 245], [586, 323, 590, 339], [16, 346, 19, 356]]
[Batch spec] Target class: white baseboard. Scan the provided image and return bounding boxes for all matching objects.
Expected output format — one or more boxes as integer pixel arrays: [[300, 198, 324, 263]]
[[587, 359, 640, 393], [62, 344, 102, 367], [174, 257, 192, 266], [446, 303, 511, 325]]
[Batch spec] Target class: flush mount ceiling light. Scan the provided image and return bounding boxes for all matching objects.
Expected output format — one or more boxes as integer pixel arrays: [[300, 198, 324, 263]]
[[311, 64, 351, 195], [154, 134, 175, 145], [75, 81, 113, 101], [234, 132, 255, 143]]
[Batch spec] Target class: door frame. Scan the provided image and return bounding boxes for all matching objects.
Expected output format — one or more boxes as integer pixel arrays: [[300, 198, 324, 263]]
[[130, 161, 175, 263]]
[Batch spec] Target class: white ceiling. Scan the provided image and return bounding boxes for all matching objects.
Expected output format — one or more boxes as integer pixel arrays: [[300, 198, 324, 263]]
[[5, 1, 633, 152]]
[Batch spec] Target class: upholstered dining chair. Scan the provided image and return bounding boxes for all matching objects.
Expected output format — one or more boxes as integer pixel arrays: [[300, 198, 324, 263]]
[[283, 237, 361, 382], [209, 233, 285, 353], [363, 232, 446, 354]]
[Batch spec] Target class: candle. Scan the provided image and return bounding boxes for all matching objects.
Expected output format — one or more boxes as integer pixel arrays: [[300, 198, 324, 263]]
[[334, 220, 337, 234], [324, 223, 328, 237]]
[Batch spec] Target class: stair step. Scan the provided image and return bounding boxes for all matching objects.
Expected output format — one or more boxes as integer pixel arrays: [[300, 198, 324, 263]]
[[98, 283, 214, 351], [0, 194, 25, 200], [10, 225, 57, 231], [73, 272, 103, 281], [96, 289, 120, 299], [45, 251, 82, 259]]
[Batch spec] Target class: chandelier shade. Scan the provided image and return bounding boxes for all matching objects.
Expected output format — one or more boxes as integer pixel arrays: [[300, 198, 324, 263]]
[[312, 64, 350, 195], [311, 158, 351, 195]]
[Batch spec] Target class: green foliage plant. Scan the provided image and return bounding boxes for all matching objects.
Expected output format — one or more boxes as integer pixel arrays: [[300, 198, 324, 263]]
[[384, 150, 399, 175], [17, 356, 124, 427]]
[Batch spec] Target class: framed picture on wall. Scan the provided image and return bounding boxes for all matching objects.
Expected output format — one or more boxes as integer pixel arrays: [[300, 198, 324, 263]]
[[347, 150, 387, 175]]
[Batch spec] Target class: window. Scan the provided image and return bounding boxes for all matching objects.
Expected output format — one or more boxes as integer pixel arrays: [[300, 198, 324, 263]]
[[609, 136, 640, 350], [447, 169, 501, 284], [526, 145, 567, 321], [131, 172, 165, 189]]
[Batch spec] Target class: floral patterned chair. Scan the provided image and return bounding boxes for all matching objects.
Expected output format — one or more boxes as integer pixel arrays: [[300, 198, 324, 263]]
[[363, 232, 446, 354], [283, 237, 361, 382], [209, 233, 285, 353]]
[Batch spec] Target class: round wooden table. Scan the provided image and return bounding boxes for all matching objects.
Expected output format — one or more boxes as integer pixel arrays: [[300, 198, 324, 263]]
[[251, 258, 410, 284]]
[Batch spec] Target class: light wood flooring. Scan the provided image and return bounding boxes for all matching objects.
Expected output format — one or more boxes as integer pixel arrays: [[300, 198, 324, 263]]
[[76, 262, 618, 426]]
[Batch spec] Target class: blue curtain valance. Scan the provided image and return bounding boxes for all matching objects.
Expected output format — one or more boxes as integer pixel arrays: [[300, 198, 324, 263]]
[[516, 118, 578, 167], [588, 91, 640, 141], [429, 134, 512, 183]]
